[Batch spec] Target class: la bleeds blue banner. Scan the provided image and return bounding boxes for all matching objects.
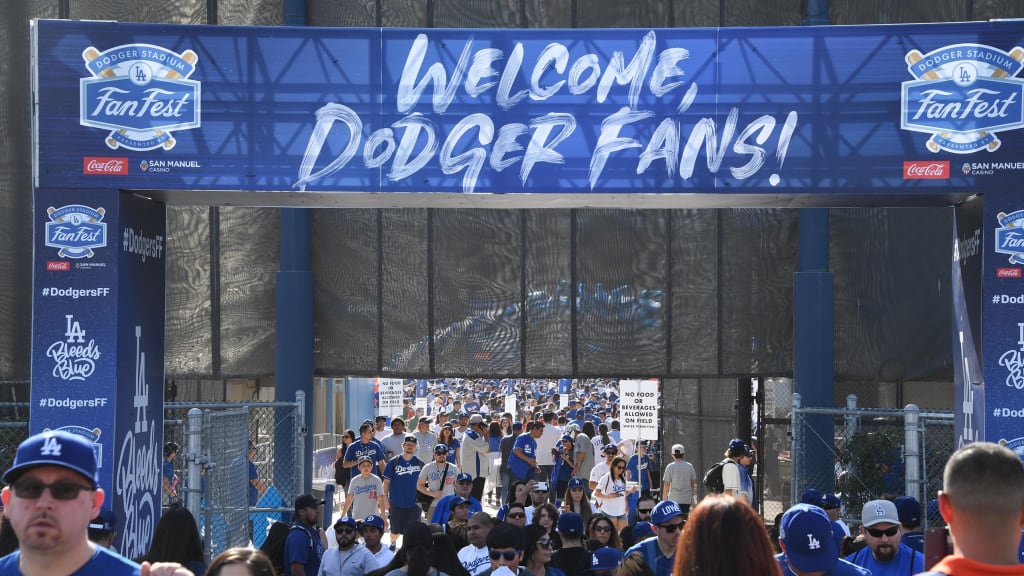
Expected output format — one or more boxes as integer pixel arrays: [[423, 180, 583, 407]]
[[983, 190, 1024, 451], [31, 19, 1024, 197], [31, 188, 118, 484]]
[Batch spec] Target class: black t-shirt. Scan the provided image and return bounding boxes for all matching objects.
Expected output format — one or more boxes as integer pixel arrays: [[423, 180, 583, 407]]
[[551, 546, 592, 575]]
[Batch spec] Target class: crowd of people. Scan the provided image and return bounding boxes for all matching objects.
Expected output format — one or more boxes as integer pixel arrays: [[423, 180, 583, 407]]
[[3, 404, 1024, 575]]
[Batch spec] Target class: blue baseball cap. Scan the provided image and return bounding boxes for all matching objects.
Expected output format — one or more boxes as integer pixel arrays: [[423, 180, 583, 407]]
[[3, 430, 99, 488], [650, 500, 683, 525], [602, 444, 618, 454], [894, 496, 921, 526], [821, 493, 841, 510], [590, 547, 624, 572], [780, 504, 838, 573], [632, 521, 655, 541], [434, 443, 449, 454], [568, 477, 585, 490], [449, 496, 471, 509], [800, 488, 822, 505], [334, 516, 358, 529], [456, 472, 473, 483], [512, 422, 523, 431], [360, 515, 385, 530], [728, 438, 746, 452], [89, 507, 117, 532], [557, 512, 583, 536]]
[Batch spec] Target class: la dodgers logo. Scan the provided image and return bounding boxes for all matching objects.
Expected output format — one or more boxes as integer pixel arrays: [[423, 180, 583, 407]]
[[45, 205, 107, 258], [994, 210, 1024, 265], [901, 44, 1024, 154], [79, 43, 201, 151]]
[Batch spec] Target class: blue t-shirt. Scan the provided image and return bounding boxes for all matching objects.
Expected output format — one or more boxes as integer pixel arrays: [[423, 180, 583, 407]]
[[775, 553, 871, 576], [344, 440, 386, 467], [845, 542, 923, 576], [162, 459, 176, 503], [626, 454, 651, 490], [249, 460, 259, 506], [509, 433, 537, 480], [284, 522, 324, 576], [0, 545, 142, 576], [625, 537, 673, 576], [430, 494, 484, 524], [384, 454, 425, 508], [901, 531, 924, 554], [489, 435, 502, 452], [444, 438, 462, 465]]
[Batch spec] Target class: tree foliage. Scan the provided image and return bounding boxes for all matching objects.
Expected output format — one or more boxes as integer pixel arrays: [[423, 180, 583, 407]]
[[836, 426, 904, 518]]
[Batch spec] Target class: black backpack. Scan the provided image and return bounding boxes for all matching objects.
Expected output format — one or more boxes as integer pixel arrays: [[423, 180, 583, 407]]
[[702, 458, 731, 494]]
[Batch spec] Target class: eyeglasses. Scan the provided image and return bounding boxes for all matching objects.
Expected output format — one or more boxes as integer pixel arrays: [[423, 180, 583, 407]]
[[508, 512, 526, 519], [637, 508, 652, 515], [593, 525, 612, 533], [658, 522, 684, 533], [533, 489, 548, 493], [337, 527, 356, 534], [12, 480, 94, 500], [489, 550, 519, 561], [537, 539, 553, 549], [865, 526, 899, 538]]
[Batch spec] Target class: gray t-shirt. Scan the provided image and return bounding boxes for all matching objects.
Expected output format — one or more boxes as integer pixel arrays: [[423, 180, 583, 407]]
[[414, 430, 438, 462], [347, 474, 384, 519], [663, 459, 697, 504], [574, 432, 596, 481]]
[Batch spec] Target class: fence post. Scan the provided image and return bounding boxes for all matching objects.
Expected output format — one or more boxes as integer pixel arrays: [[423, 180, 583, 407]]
[[791, 392, 802, 508], [186, 408, 203, 527], [904, 403, 921, 504], [296, 390, 307, 494], [844, 394, 858, 443]]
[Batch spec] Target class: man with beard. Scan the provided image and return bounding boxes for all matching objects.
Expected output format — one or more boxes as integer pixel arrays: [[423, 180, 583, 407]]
[[0, 430, 191, 576], [459, 512, 494, 576], [316, 517, 376, 576], [845, 499, 923, 575], [383, 434, 424, 537], [286, 494, 326, 576]]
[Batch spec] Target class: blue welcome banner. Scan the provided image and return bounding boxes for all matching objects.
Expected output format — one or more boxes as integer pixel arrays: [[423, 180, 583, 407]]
[[31, 19, 1024, 199]]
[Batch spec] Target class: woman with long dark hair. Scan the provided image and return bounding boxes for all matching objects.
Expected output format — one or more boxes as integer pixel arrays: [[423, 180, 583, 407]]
[[203, 548, 275, 576], [593, 456, 635, 532], [673, 495, 781, 576], [561, 478, 596, 528], [437, 425, 461, 466], [585, 514, 621, 551], [523, 524, 564, 576], [335, 428, 356, 507], [135, 505, 206, 575]]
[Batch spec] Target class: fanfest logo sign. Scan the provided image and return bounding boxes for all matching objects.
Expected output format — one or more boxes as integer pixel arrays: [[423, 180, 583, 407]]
[[995, 210, 1024, 265], [79, 44, 201, 151], [902, 44, 1024, 154], [44, 205, 107, 259]]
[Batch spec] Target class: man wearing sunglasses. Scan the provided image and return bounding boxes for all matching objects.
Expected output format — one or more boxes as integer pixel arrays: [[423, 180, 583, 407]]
[[479, 523, 528, 576], [0, 430, 192, 576], [624, 500, 684, 576], [845, 499, 923, 575], [317, 516, 376, 576], [619, 493, 656, 549]]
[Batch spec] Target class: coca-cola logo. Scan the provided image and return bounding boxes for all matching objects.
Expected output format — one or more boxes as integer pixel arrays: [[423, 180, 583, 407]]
[[47, 261, 71, 271], [998, 268, 1023, 278], [83, 157, 128, 175], [903, 161, 950, 179]]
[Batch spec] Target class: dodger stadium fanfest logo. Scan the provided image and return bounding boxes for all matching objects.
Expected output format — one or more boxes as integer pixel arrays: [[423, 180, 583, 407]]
[[45, 205, 107, 259], [902, 43, 1024, 154], [995, 210, 1024, 265], [79, 43, 201, 151]]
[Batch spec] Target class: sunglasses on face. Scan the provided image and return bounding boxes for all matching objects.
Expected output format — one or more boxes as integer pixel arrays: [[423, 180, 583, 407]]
[[12, 480, 93, 500], [490, 550, 518, 561], [337, 527, 356, 534], [508, 512, 526, 519], [536, 539, 553, 549], [865, 526, 899, 538], [593, 525, 612, 532], [637, 508, 652, 514], [658, 522, 684, 533]]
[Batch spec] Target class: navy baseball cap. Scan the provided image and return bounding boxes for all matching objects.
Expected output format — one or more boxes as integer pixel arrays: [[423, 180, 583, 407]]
[[360, 515, 385, 530], [894, 496, 921, 526], [512, 422, 523, 431], [632, 521, 655, 541], [650, 500, 683, 525], [295, 494, 324, 511], [418, 416, 431, 423], [434, 443, 449, 454], [590, 547, 624, 572], [456, 472, 473, 483], [3, 430, 99, 488], [568, 477, 585, 490], [558, 512, 583, 536], [403, 434, 418, 443], [602, 444, 618, 454], [800, 488, 822, 505], [728, 438, 746, 452], [449, 495, 471, 509], [821, 493, 841, 510], [780, 504, 838, 573], [89, 506, 117, 532], [334, 516, 358, 529]]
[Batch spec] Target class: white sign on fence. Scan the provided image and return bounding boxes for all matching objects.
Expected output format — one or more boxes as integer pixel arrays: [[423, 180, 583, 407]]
[[620, 379, 659, 441], [377, 378, 404, 418], [505, 394, 517, 417]]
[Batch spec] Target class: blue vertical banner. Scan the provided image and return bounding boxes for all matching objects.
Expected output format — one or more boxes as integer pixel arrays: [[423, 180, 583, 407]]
[[114, 192, 166, 559], [983, 190, 1024, 452], [558, 378, 571, 395], [952, 198, 984, 448], [30, 189, 165, 559]]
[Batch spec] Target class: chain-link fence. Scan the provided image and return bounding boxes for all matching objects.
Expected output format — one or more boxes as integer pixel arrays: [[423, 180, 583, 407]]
[[791, 393, 954, 529], [165, 397, 305, 559], [0, 402, 30, 473]]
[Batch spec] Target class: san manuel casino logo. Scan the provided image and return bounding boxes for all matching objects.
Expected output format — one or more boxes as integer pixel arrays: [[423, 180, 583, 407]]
[[902, 43, 1024, 154], [79, 43, 201, 152]]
